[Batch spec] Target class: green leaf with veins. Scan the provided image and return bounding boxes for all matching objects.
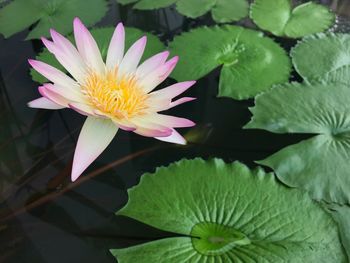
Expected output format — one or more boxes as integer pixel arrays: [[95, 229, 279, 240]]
[[110, 158, 346, 262], [326, 204, 350, 261], [30, 27, 165, 83], [291, 34, 350, 83], [133, 0, 176, 9], [169, 25, 291, 100], [245, 82, 350, 204], [117, 0, 248, 23], [176, 0, 216, 18], [117, 0, 138, 4], [212, 0, 249, 23], [0, 0, 108, 39], [250, 0, 335, 38]]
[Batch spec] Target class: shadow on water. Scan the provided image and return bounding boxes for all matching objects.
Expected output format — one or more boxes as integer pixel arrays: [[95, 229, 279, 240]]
[[0, 0, 349, 262]]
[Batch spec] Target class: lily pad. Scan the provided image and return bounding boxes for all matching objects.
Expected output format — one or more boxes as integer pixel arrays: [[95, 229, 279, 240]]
[[169, 25, 291, 100], [117, 0, 249, 23], [0, 0, 108, 39], [110, 158, 346, 262], [326, 204, 350, 260], [30, 27, 166, 84], [245, 82, 350, 204], [291, 33, 350, 83], [250, 0, 335, 38]]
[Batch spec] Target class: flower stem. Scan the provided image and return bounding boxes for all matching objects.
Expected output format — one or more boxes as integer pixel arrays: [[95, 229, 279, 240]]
[[0, 145, 164, 223]]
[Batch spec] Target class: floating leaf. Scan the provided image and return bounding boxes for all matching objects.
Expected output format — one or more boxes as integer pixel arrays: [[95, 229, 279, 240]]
[[118, 0, 248, 23], [250, 0, 335, 38], [291, 34, 350, 83], [169, 25, 291, 100], [327, 204, 350, 260], [118, 0, 138, 4], [0, 0, 108, 39], [110, 158, 346, 262], [211, 0, 249, 23], [31, 27, 166, 83], [133, 0, 176, 9], [176, 0, 216, 18], [245, 82, 350, 204]]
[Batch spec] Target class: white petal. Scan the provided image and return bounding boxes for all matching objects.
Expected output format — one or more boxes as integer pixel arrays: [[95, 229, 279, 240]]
[[71, 117, 118, 181], [106, 23, 125, 69]]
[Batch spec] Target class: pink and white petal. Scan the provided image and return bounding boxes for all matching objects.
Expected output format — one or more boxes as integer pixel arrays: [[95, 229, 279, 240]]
[[38, 85, 70, 107], [106, 23, 125, 69], [44, 29, 86, 79], [131, 117, 172, 133], [134, 126, 173, 138], [155, 129, 186, 145], [73, 18, 105, 75], [136, 51, 169, 79], [145, 114, 195, 128], [44, 83, 85, 103], [28, 97, 65, 110], [71, 117, 118, 181], [147, 97, 196, 112], [146, 96, 171, 112], [92, 109, 109, 119], [130, 117, 173, 137], [139, 56, 179, 93], [118, 36, 147, 76], [162, 97, 196, 111], [149, 81, 196, 100], [50, 29, 87, 72], [117, 124, 136, 132], [69, 102, 96, 116], [112, 118, 137, 131], [42, 37, 86, 83], [28, 59, 78, 88]]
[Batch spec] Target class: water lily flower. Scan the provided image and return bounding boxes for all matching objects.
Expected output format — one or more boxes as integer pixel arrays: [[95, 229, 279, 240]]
[[28, 18, 196, 182]]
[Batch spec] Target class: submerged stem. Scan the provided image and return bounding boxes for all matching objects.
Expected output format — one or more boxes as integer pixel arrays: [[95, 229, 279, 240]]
[[0, 145, 164, 223]]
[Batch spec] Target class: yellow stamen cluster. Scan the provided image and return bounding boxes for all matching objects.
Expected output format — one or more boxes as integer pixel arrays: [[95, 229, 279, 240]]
[[82, 69, 149, 119]]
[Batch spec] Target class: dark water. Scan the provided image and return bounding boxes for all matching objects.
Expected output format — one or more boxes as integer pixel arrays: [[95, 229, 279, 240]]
[[0, 0, 349, 262]]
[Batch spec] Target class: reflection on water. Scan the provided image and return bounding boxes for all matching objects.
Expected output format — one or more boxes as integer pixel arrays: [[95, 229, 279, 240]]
[[0, 0, 349, 262]]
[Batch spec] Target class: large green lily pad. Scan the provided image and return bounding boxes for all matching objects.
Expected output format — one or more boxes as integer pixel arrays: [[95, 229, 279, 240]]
[[250, 0, 335, 38], [291, 33, 350, 84], [30, 27, 166, 83], [169, 25, 291, 100], [118, 0, 249, 23], [326, 204, 350, 260], [245, 82, 350, 204], [0, 0, 108, 39], [110, 158, 346, 262]]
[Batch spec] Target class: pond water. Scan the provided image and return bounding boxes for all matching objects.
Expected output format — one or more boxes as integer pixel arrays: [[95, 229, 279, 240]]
[[0, 0, 349, 262]]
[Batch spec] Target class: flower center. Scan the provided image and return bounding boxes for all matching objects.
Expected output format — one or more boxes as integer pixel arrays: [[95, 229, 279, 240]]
[[82, 69, 149, 119]]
